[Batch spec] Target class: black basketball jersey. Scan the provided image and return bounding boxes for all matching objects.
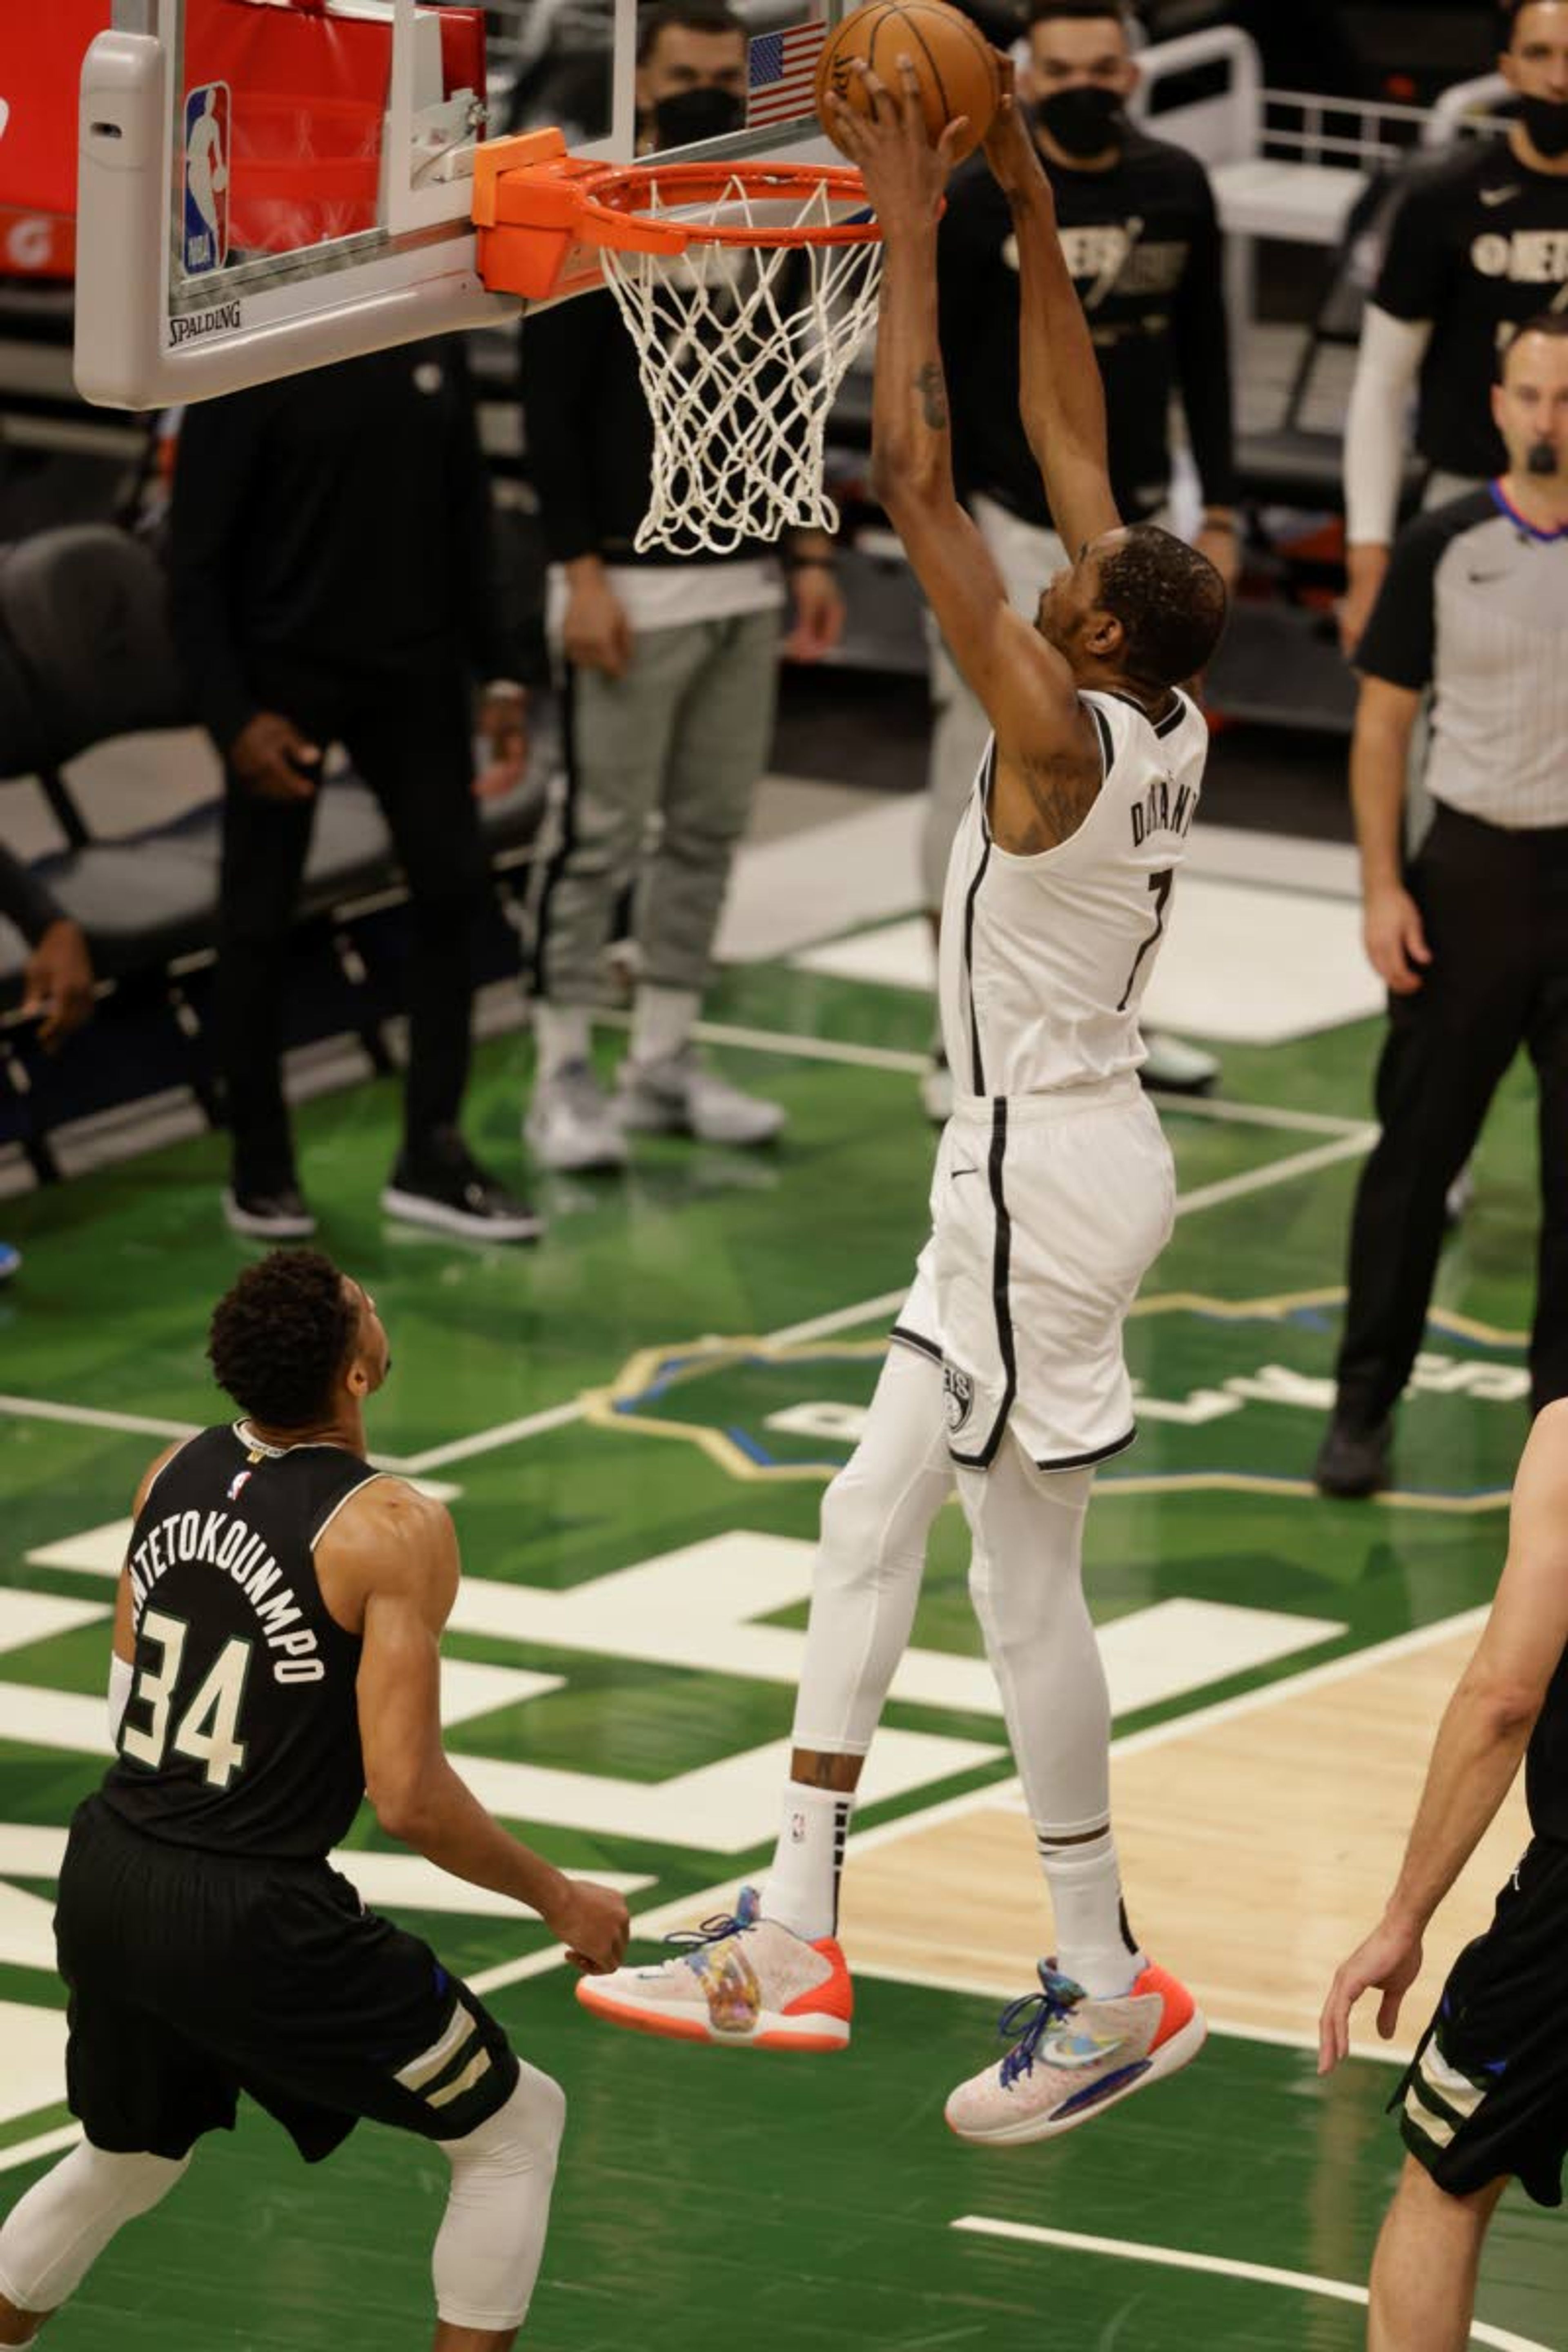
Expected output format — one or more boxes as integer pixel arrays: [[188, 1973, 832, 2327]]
[[102, 1425, 381, 1860], [1526, 1642, 1568, 1845], [1372, 138, 1568, 483]]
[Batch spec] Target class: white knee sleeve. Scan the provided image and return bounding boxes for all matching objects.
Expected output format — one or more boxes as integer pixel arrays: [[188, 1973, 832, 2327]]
[[792, 1344, 953, 1753], [0, 2140, 190, 2318], [957, 1445, 1109, 1831], [432, 2062, 566, 2334]]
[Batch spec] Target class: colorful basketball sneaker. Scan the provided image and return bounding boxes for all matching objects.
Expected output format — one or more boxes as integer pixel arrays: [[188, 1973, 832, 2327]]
[[944, 1960, 1206, 2145], [575, 1886, 853, 2051]]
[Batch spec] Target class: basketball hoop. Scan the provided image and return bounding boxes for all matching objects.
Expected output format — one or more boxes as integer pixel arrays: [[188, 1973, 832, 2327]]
[[475, 132, 884, 558]]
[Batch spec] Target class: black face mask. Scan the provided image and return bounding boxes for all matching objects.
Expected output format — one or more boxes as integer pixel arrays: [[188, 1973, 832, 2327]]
[[1520, 93, 1568, 159], [651, 85, 745, 150], [1034, 84, 1124, 159]]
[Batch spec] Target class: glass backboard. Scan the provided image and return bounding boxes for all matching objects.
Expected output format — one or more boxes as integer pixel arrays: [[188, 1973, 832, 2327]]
[[75, 0, 846, 410]]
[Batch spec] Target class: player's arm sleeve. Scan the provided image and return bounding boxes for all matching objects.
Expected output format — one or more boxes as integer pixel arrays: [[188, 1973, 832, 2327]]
[[1352, 510, 1446, 691], [1344, 305, 1433, 549], [519, 295, 609, 565], [166, 391, 269, 757], [1170, 169, 1238, 511], [0, 843, 67, 947]]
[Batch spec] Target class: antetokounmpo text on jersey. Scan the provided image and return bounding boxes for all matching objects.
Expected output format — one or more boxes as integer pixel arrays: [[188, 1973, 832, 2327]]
[[127, 1510, 326, 1683]]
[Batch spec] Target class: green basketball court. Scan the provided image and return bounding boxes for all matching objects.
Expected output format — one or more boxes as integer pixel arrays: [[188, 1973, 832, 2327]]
[[1, 951, 1561, 2350]]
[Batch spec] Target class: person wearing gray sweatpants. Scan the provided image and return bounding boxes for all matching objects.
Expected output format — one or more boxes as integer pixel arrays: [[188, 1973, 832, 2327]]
[[517, 0, 843, 1173]]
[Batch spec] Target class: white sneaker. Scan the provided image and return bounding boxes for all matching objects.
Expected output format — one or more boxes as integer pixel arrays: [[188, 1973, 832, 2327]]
[[524, 1061, 629, 1172], [944, 1960, 1206, 2146], [575, 1886, 853, 2051], [1140, 1033, 1219, 1094], [617, 1050, 785, 1147]]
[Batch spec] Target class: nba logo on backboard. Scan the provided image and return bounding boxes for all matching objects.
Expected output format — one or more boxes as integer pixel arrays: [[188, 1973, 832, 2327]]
[[183, 83, 231, 276]]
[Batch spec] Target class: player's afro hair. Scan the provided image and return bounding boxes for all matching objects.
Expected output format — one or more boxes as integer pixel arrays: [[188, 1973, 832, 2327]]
[[1097, 526, 1229, 693], [207, 1248, 359, 1430]]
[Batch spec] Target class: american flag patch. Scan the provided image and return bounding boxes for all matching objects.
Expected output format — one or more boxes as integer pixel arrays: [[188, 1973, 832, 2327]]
[[747, 20, 829, 128]]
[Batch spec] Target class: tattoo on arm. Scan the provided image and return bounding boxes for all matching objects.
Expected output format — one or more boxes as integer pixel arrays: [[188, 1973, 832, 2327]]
[[915, 361, 949, 432], [1009, 753, 1102, 854]]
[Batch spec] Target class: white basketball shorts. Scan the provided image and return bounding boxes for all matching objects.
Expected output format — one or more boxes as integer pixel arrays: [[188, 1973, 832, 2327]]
[[894, 1075, 1176, 1472]]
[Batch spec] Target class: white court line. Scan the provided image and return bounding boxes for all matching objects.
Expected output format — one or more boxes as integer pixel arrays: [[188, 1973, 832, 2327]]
[[949, 2218, 1551, 2352], [396, 1399, 587, 1477], [1146, 1089, 1365, 1138], [0, 1390, 452, 1485], [0, 2123, 81, 2178], [679, 1016, 931, 1078], [1173, 1128, 1376, 1218], [0, 1394, 193, 1444]]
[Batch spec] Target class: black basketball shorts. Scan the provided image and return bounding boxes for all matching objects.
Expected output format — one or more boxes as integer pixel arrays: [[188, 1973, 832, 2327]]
[[1392, 1836, 1568, 2209], [55, 1794, 521, 2164]]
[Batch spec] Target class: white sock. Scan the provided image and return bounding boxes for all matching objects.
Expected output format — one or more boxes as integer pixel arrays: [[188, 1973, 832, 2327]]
[[533, 1001, 592, 1079], [760, 1782, 852, 1942], [629, 985, 701, 1069], [1036, 1828, 1146, 1998]]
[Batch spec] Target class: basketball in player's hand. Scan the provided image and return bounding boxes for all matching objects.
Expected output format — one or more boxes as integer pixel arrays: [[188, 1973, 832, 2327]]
[[815, 0, 1002, 163]]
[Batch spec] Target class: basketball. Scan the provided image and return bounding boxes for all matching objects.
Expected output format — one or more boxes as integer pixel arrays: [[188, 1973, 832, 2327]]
[[815, 1, 1002, 165]]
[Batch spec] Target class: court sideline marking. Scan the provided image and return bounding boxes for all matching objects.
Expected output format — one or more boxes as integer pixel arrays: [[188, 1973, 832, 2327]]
[[949, 2218, 1551, 2352]]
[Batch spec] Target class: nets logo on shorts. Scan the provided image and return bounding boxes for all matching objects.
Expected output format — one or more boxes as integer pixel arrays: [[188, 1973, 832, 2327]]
[[943, 1363, 975, 1435]]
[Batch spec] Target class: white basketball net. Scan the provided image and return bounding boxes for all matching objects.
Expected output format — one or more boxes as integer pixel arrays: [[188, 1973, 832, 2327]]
[[598, 175, 883, 559]]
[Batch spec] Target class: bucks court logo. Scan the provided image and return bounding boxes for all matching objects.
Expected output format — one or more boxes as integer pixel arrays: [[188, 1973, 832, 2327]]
[[942, 1362, 974, 1435]]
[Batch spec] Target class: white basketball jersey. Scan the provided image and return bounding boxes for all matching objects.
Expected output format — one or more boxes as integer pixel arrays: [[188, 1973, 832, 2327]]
[[937, 687, 1208, 1098]]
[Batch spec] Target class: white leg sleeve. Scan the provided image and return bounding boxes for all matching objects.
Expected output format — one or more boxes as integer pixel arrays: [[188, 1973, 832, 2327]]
[[432, 2063, 566, 2334], [0, 2141, 190, 2318], [954, 1439, 1106, 1831], [791, 1343, 954, 1755]]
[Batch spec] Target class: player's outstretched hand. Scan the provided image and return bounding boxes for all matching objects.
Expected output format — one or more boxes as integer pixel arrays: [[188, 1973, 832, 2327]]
[[547, 1877, 631, 1975], [1318, 1913, 1424, 2075], [981, 67, 1047, 206], [826, 57, 969, 229]]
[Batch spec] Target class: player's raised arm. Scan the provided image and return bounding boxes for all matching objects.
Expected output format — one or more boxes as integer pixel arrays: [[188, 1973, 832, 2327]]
[[1319, 1403, 1568, 2071], [981, 85, 1119, 558], [328, 1481, 630, 1973], [826, 62, 1090, 787]]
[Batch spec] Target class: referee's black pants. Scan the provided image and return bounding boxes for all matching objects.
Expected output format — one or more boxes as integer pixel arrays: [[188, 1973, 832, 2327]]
[[1336, 802, 1568, 1428], [214, 644, 488, 1196]]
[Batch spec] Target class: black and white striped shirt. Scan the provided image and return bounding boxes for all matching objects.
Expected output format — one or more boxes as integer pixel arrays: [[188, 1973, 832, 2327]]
[[1357, 483, 1568, 831]]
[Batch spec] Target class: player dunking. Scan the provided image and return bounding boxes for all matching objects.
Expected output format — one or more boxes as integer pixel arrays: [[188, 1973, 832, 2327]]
[[577, 66, 1227, 2140], [0, 1251, 628, 2350]]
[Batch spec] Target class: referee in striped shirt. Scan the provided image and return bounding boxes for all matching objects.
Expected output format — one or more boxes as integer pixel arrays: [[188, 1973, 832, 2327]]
[[1316, 314, 1568, 1499]]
